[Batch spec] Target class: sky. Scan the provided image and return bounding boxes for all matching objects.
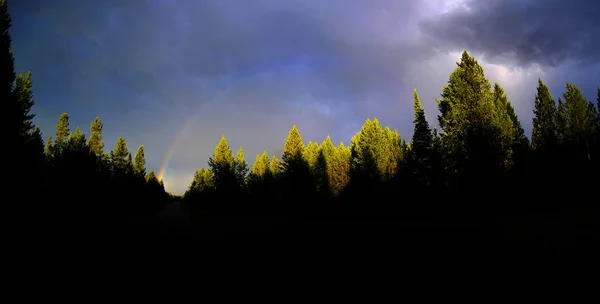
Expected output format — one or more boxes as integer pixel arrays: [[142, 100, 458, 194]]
[[9, 0, 600, 195]]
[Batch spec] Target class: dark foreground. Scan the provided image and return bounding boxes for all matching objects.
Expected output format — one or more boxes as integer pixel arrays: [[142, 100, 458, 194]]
[[120, 200, 599, 259]]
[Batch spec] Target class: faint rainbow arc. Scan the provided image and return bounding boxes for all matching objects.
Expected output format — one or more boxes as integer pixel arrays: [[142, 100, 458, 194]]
[[156, 83, 238, 181], [156, 108, 205, 181]]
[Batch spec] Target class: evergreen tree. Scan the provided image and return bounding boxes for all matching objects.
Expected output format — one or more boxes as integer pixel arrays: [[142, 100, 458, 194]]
[[207, 135, 237, 193], [491, 83, 518, 168], [44, 136, 53, 160], [269, 156, 281, 177], [350, 118, 400, 185], [251, 151, 271, 178], [12, 72, 36, 138], [315, 136, 336, 195], [248, 151, 271, 195], [234, 146, 249, 191], [282, 125, 306, 168], [531, 78, 557, 152], [330, 142, 350, 195], [88, 117, 105, 157], [561, 83, 595, 163], [66, 127, 87, 151], [187, 168, 215, 194], [411, 88, 433, 185], [562, 83, 594, 145], [54, 113, 70, 154], [145, 170, 158, 183], [133, 145, 146, 177], [281, 125, 313, 198], [437, 50, 504, 191], [111, 137, 131, 174], [303, 141, 319, 169]]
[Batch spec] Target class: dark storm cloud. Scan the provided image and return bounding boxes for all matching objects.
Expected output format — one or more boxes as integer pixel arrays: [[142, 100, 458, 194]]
[[419, 0, 600, 67]]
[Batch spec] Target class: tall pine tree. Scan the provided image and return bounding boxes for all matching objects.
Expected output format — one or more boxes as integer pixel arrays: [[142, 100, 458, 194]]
[[531, 78, 557, 153], [133, 145, 146, 177], [207, 135, 237, 193], [88, 117, 105, 157], [111, 137, 131, 175], [437, 50, 502, 192], [411, 88, 433, 186], [54, 113, 70, 154]]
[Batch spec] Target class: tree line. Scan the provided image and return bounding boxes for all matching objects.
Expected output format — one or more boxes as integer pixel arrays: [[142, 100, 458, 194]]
[[185, 51, 600, 216], [2, 2, 170, 235], [3, 0, 599, 228]]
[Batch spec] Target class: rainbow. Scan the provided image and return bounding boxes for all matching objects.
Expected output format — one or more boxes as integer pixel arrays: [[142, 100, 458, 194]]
[[156, 107, 205, 181]]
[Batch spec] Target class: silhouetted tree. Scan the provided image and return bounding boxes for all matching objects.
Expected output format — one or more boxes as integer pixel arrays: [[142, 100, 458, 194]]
[[133, 145, 147, 177], [411, 88, 433, 187]]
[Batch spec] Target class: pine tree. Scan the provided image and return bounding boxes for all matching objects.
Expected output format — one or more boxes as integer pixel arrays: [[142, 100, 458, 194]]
[[145, 170, 158, 183], [44, 136, 53, 159], [562, 83, 595, 162], [133, 145, 146, 177], [437, 51, 501, 190], [330, 142, 350, 195], [66, 127, 87, 151], [234, 146, 249, 191], [350, 118, 389, 184], [251, 151, 271, 178], [532, 78, 557, 152], [282, 125, 305, 167], [13, 72, 36, 138], [315, 136, 336, 195], [187, 168, 215, 194], [111, 137, 131, 174], [207, 135, 237, 193], [88, 117, 105, 157], [303, 141, 319, 169], [411, 88, 433, 185], [491, 83, 519, 168], [54, 113, 70, 154], [562, 83, 594, 144], [281, 125, 313, 197], [269, 156, 281, 177]]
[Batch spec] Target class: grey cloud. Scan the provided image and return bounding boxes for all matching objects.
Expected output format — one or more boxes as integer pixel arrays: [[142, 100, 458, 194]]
[[419, 0, 600, 67]]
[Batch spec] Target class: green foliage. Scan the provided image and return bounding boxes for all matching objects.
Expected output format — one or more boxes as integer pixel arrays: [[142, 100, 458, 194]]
[[532, 78, 557, 152], [207, 135, 239, 193], [111, 136, 132, 174], [436, 51, 510, 189], [234, 146, 249, 190], [282, 125, 305, 167], [54, 113, 70, 154], [13, 72, 36, 137], [88, 117, 105, 157], [269, 156, 281, 177], [411, 89, 433, 185], [350, 118, 401, 185], [562, 83, 594, 144], [187, 168, 215, 194], [133, 145, 146, 177]]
